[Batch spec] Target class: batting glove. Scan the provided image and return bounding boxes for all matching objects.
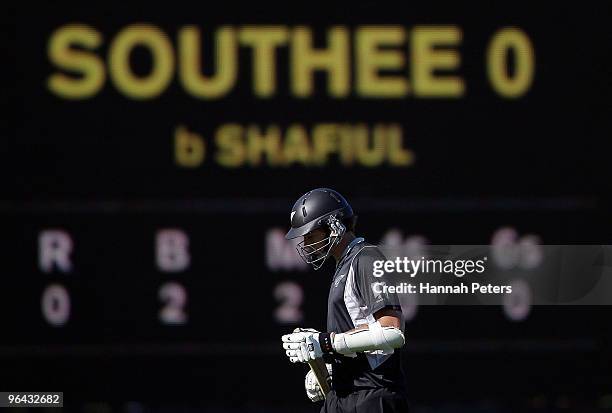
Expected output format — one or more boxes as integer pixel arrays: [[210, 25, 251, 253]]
[[282, 327, 334, 363]]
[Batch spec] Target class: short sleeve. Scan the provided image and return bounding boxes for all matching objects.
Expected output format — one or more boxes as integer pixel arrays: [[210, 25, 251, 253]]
[[354, 246, 402, 316]]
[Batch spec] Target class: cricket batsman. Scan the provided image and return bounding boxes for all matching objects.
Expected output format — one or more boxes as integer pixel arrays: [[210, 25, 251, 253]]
[[281, 188, 409, 412]]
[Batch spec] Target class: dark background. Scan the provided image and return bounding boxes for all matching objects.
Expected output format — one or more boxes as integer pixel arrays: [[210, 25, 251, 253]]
[[1, 2, 611, 412]]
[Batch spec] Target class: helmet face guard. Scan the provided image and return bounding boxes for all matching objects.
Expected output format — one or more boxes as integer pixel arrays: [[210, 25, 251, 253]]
[[296, 215, 346, 270]]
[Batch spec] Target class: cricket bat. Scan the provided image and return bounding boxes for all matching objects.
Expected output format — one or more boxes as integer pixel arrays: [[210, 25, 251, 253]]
[[308, 357, 331, 398], [291, 328, 331, 398]]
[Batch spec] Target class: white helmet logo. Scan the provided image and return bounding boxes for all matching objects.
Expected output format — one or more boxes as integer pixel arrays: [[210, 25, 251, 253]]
[[290, 210, 296, 223]]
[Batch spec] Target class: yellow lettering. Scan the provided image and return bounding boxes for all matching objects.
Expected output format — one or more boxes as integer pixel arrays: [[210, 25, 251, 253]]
[[386, 124, 413, 166], [174, 125, 205, 167], [312, 124, 340, 165], [487, 27, 535, 98], [412, 26, 464, 97], [108, 24, 174, 99], [179, 26, 237, 99], [355, 124, 385, 167], [283, 124, 311, 166], [291, 27, 350, 97], [215, 124, 245, 167], [47, 24, 105, 99], [246, 125, 282, 166], [338, 125, 357, 166], [355, 26, 408, 97], [239, 27, 288, 97]]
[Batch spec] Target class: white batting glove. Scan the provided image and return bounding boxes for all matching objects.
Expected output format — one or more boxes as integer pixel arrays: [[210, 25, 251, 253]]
[[305, 369, 324, 402], [304, 364, 332, 402], [282, 327, 327, 363]]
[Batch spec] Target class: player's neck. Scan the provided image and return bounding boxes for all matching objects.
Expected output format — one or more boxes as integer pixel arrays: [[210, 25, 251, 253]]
[[332, 233, 356, 262]]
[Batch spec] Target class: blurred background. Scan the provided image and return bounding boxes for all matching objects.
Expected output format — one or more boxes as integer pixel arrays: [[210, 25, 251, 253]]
[[2, 1, 611, 412]]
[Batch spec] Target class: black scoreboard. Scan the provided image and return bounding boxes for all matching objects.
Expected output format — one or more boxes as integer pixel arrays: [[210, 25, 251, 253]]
[[4, 2, 610, 200], [2, 1, 611, 407]]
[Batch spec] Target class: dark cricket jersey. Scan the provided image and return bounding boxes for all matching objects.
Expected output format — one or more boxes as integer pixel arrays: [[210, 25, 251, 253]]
[[326, 237, 406, 395]]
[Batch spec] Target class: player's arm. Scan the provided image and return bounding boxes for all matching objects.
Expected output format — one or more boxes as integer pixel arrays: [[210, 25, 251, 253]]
[[330, 307, 405, 355], [282, 308, 404, 363]]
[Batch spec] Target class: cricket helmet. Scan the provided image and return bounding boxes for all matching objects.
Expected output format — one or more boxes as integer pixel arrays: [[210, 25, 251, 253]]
[[285, 188, 354, 270]]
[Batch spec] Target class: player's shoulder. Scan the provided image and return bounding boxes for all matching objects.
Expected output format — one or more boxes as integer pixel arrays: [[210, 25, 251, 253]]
[[353, 241, 387, 264]]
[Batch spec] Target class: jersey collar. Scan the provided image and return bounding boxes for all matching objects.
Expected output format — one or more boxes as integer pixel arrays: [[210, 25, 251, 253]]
[[335, 237, 365, 270]]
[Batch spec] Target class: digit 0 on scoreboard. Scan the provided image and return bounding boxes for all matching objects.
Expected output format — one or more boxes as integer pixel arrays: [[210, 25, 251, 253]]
[[41, 284, 70, 326]]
